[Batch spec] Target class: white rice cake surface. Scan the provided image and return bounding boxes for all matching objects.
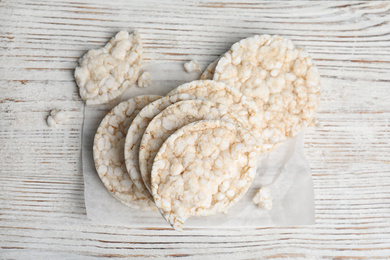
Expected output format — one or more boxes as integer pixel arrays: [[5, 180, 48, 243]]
[[151, 120, 260, 231], [200, 57, 219, 80], [213, 34, 321, 143], [93, 95, 161, 210], [139, 99, 248, 194], [166, 80, 266, 148], [75, 31, 143, 105], [124, 94, 203, 200]]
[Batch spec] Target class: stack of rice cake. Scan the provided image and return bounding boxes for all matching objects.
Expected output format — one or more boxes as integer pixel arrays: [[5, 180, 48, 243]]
[[83, 33, 320, 231]]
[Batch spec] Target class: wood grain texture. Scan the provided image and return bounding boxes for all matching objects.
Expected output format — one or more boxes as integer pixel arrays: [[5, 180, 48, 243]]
[[1, 0, 390, 258]]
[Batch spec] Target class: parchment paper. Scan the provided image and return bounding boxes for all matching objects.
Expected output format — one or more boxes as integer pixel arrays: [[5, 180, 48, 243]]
[[82, 62, 315, 228]]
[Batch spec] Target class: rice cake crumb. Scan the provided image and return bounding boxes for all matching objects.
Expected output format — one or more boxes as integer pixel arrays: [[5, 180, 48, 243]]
[[184, 60, 202, 73], [75, 30, 142, 105], [253, 187, 272, 210], [137, 71, 152, 88], [47, 109, 68, 127], [151, 120, 260, 231]]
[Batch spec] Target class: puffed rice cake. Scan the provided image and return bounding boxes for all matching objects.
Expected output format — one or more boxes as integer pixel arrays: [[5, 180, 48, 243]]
[[151, 120, 260, 230], [213, 34, 321, 143], [124, 94, 203, 200], [200, 57, 220, 80], [167, 80, 266, 149], [139, 99, 248, 194], [93, 95, 161, 210]]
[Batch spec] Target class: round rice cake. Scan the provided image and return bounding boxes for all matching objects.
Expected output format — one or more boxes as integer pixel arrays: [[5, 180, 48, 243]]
[[93, 95, 161, 210], [124, 93, 203, 200], [151, 120, 260, 231], [139, 99, 248, 194], [166, 80, 265, 148], [200, 57, 220, 80], [75, 31, 143, 105], [213, 34, 321, 143]]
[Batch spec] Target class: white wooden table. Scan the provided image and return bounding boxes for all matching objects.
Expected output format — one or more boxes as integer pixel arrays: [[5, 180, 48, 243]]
[[1, 1, 390, 258]]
